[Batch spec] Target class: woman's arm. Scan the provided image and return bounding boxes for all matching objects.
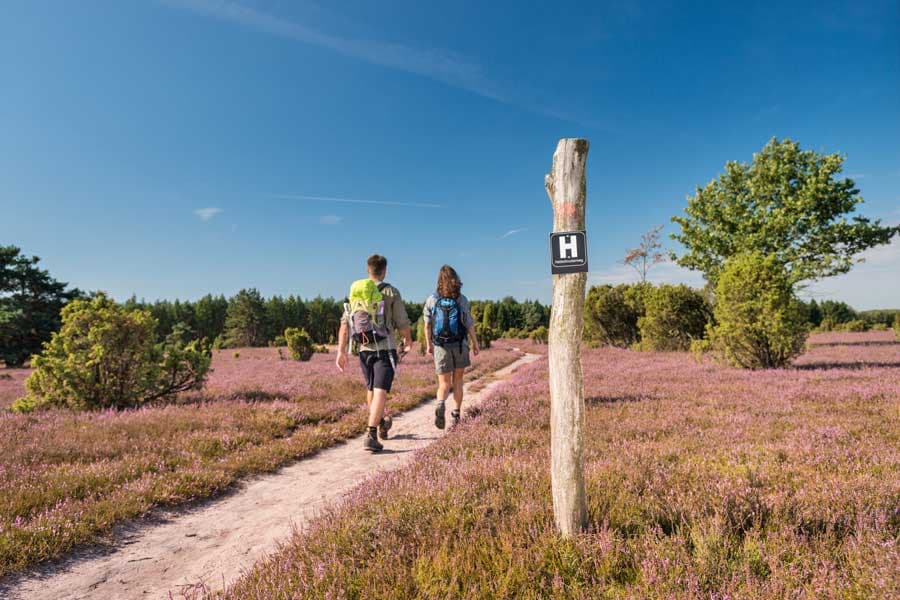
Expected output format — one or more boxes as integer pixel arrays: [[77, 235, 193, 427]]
[[468, 323, 480, 356]]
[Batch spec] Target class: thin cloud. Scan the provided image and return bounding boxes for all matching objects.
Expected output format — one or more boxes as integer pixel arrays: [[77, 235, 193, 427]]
[[845, 173, 869, 179], [194, 207, 223, 221], [272, 194, 443, 209], [319, 214, 343, 225], [161, 0, 504, 102], [159, 0, 603, 129], [501, 228, 528, 239]]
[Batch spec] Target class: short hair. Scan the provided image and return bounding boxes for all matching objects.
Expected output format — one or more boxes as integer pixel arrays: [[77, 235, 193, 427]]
[[367, 254, 387, 277], [436, 265, 462, 299]]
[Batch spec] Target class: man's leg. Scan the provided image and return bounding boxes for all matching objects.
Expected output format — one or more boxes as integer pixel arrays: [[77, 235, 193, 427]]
[[368, 388, 388, 427]]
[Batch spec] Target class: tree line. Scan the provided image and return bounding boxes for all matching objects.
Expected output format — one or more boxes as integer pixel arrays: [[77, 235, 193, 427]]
[[1, 246, 552, 367]]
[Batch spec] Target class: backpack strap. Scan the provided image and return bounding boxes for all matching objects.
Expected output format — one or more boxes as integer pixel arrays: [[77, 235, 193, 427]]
[[377, 282, 389, 292]]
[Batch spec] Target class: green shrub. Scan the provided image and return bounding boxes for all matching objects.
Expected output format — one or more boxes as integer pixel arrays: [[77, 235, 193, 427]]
[[22, 295, 211, 411], [233, 351, 240, 359], [270, 335, 287, 347], [529, 326, 549, 344], [894, 314, 900, 340], [871, 323, 888, 331], [314, 344, 329, 354], [583, 284, 648, 347], [474, 323, 497, 350], [285, 327, 314, 361], [707, 253, 808, 369], [637, 284, 711, 351], [502, 328, 529, 339], [841, 319, 869, 332]]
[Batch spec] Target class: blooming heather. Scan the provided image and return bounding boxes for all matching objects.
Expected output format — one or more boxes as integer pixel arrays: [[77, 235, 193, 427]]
[[0, 345, 522, 576], [218, 331, 899, 599]]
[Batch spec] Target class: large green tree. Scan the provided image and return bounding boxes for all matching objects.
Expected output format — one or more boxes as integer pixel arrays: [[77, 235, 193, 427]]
[[672, 138, 899, 286], [0, 246, 80, 366]]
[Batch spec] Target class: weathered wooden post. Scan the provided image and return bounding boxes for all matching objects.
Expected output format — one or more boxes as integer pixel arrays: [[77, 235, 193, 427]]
[[545, 138, 589, 536]]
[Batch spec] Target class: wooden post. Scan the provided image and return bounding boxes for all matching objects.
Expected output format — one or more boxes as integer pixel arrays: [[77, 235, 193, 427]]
[[544, 138, 589, 536]]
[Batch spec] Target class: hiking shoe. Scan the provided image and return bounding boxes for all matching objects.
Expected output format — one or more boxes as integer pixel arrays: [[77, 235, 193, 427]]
[[434, 402, 446, 430], [379, 415, 393, 440], [450, 410, 461, 429], [363, 433, 383, 453]]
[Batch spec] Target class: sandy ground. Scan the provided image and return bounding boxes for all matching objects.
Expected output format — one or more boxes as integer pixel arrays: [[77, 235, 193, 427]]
[[5, 353, 539, 600]]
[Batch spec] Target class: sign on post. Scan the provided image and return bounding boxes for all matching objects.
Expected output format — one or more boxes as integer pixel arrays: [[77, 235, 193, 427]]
[[550, 231, 588, 274]]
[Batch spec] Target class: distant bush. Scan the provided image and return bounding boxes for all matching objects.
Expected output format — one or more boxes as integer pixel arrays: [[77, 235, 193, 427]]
[[529, 326, 549, 344], [285, 327, 314, 361], [269, 335, 287, 347], [860, 309, 900, 328], [501, 328, 529, 340], [707, 253, 808, 369], [21, 295, 211, 411], [314, 344, 329, 354], [894, 314, 900, 340], [475, 323, 498, 350], [871, 323, 888, 331], [584, 284, 648, 347], [841, 319, 869, 332], [637, 284, 711, 351]]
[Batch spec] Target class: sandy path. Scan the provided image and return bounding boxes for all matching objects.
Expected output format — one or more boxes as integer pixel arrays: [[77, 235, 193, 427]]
[[6, 353, 539, 600]]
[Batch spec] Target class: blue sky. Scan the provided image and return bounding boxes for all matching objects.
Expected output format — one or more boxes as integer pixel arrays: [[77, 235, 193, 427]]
[[2, 1, 898, 308]]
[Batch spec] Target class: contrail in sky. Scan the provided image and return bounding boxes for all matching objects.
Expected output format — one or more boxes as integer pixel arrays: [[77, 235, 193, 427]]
[[271, 194, 443, 209]]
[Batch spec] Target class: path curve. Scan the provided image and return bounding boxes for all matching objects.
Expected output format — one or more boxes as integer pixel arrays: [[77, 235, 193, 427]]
[[6, 352, 540, 600]]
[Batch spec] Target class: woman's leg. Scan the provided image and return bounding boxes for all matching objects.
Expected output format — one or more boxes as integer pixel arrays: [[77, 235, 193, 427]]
[[451, 367, 466, 411], [435, 371, 453, 429]]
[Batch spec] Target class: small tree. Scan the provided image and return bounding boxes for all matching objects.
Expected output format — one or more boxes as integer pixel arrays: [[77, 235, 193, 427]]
[[624, 225, 666, 282], [416, 316, 427, 355], [638, 284, 711, 351], [708, 253, 808, 369], [284, 327, 314, 361], [893, 314, 900, 341], [21, 295, 210, 411]]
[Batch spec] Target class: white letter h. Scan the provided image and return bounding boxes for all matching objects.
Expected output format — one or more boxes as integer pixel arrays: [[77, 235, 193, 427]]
[[559, 235, 579, 259]]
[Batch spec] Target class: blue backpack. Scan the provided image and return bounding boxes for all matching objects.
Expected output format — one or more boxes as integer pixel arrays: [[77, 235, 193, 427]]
[[431, 295, 466, 348]]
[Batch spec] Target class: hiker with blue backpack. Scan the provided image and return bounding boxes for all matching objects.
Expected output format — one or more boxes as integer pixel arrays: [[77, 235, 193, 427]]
[[336, 254, 412, 453], [424, 265, 480, 430]]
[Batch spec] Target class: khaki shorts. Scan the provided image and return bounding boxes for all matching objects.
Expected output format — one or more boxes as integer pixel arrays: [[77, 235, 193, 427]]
[[433, 343, 471, 374]]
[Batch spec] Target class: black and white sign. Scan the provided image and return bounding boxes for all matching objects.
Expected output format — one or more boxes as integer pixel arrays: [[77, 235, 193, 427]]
[[550, 231, 588, 275]]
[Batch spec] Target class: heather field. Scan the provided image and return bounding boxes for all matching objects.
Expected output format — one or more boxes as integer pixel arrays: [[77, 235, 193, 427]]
[[221, 331, 900, 599], [0, 344, 523, 576]]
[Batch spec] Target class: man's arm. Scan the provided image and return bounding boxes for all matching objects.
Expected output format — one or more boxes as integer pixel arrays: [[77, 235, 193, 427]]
[[336, 319, 349, 372]]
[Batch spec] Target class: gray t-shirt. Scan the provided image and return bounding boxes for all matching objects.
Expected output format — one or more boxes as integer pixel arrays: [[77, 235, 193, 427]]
[[423, 293, 475, 346]]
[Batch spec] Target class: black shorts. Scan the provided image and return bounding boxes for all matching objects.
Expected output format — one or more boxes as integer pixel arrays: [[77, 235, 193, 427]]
[[358, 350, 397, 392]]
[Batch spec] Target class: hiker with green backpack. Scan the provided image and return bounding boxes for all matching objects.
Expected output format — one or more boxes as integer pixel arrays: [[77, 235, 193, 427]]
[[424, 265, 480, 430], [336, 254, 412, 453]]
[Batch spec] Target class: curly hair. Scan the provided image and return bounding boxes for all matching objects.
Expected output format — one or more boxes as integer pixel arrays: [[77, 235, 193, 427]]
[[436, 265, 462, 299]]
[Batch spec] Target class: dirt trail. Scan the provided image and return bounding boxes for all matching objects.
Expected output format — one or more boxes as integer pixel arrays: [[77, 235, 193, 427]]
[[6, 353, 540, 600]]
